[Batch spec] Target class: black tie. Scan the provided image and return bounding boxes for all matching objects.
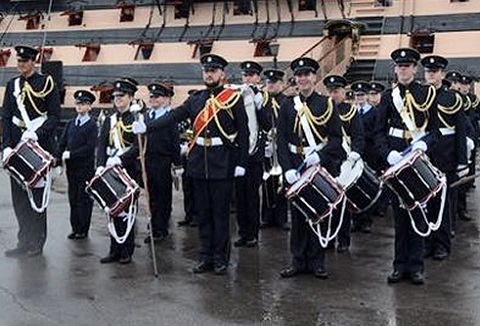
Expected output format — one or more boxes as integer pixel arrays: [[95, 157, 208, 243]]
[[360, 107, 364, 115], [76, 119, 80, 127], [150, 111, 155, 120]]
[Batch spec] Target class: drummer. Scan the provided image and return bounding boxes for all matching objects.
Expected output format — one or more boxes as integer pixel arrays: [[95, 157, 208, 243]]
[[323, 75, 365, 252], [277, 57, 344, 279], [2, 45, 61, 257], [421, 55, 467, 260], [374, 48, 440, 285], [96, 77, 141, 265]]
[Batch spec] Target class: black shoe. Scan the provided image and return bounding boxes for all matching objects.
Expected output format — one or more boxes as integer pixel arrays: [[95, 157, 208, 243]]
[[387, 270, 406, 284], [177, 220, 191, 227], [450, 230, 456, 238], [67, 232, 77, 240], [314, 268, 328, 279], [189, 221, 198, 227], [192, 261, 214, 274], [337, 244, 349, 253], [100, 254, 119, 264], [234, 238, 247, 247], [214, 264, 228, 275], [410, 272, 425, 285], [325, 242, 335, 251], [144, 234, 166, 244], [75, 233, 87, 239], [280, 223, 291, 231], [433, 251, 449, 261], [5, 247, 27, 257], [27, 248, 43, 257], [350, 224, 361, 233], [280, 266, 301, 278], [118, 255, 132, 265], [245, 238, 258, 248]]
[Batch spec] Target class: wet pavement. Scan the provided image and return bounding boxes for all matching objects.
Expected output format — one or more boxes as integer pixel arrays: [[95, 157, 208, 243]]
[[0, 172, 480, 326]]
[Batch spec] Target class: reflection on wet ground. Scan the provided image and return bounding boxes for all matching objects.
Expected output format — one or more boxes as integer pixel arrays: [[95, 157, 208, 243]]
[[0, 173, 479, 325]]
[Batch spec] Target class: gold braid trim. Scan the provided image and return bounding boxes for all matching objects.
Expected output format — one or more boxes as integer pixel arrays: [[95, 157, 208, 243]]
[[339, 103, 356, 122], [473, 95, 480, 108], [294, 97, 333, 143], [262, 90, 269, 107], [210, 91, 242, 142], [438, 92, 463, 115], [402, 85, 436, 132], [21, 75, 55, 116], [109, 117, 133, 149], [463, 95, 472, 111]]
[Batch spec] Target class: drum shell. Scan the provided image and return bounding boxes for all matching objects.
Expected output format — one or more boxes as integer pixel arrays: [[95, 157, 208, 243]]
[[286, 166, 343, 223], [86, 166, 139, 216], [382, 151, 443, 210], [3, 141, 54, 188], [345, 165, 382, 212]]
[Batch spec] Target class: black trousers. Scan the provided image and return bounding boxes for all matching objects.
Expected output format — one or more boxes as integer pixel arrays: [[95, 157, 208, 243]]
[[194, 178, 233, 266], [392, 196, 425, 274], [147, 158, 172, 237], [235, 160, 263, 241], [66, 167, 94, 235], [11, 178, 47, 251], [261, 159, 288, 226], [337, 210, 351, 247], [290, 206, 325, 271], [109, 213, 135, 258], [182, 175, 196, 223]]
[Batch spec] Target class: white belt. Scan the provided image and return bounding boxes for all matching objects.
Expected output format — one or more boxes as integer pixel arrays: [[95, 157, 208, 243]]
[[12, 116, 26, 128], [12, 116, 47, 130], [439, 127, 455, 136], [196, 136, 223, 147], [288, 143, 324, 155], [106, 146, 131, 156], [389, 127, 411, 139]]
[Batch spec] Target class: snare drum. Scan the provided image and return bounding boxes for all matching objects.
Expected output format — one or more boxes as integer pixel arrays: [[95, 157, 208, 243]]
[[285, 165, 344, 223], [381, 150, 444, 210], [3, 140, 54, 188], [86, 165, 140, 217], [337, 159, 383, 213]]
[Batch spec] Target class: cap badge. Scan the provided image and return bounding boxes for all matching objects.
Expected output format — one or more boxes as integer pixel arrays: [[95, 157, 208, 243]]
[[400, 51, 406, 57], [299, 60, 304, 66], [78, 92, 82, 97], [207, 56, 212, 63], [330, 77, 335, 82], [246, 63, 251, 68], [430, 58, 435, 63], [116, 82, 121, 88]]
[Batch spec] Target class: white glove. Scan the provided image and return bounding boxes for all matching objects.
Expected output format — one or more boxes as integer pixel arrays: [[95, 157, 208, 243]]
[[412, 140, 427, 153], [132, 120, 147, 134], [2, 147, 13, 162], [348, 151, 361, 162], [54, 166, 63, 176], [254, 92, 264, 109], [285, 169, 300, 184], [457, 164, 469, 178], [264, 142, 274, 158], [466, 137, 475, 160], [62, 151, 71, 160], [95, 166, 105, 176], [21, 130, 38, 142], [172, 167, 184, 178], [106, 156, 122, 167], [180, 143, 189, 156], [387, 150, 403, 166], [234, 166, 246, 177], [305, 152, 320, 167]]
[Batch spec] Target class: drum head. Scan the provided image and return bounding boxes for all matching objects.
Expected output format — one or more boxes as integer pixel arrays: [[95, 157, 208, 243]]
[[337, 159, 364, 189], [285, 166, 318, 197]]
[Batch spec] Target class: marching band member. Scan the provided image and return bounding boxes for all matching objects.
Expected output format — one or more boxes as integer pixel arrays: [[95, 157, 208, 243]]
[[260, 69, 289, 231], [2, 45, 60, 257], [57, 90, 97, 240], [132, 54, 249, 275], [234, 61, 272, 248], [421, 55, 467, 261], [96, 77, 141, 265], [374, 48, 440, 285], [142, 82, 182, 244], [324, 76, 365, 252], [277, 57, 344, 279]]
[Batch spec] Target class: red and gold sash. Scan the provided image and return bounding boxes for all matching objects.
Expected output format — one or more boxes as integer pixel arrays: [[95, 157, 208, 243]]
[[189, 88, 237, 151]]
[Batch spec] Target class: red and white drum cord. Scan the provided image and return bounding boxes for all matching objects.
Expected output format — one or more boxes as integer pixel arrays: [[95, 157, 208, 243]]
[[308, 194, 347, 248], [107, 199, 137, 244], [407, 176, 447, 237], [26, 171, 52, 213]]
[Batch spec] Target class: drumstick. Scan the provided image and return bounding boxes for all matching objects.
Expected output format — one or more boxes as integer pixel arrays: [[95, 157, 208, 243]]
[[296, 148, 318, 173], [450, 172, 480, 188], [135, 122, 159, 278]]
